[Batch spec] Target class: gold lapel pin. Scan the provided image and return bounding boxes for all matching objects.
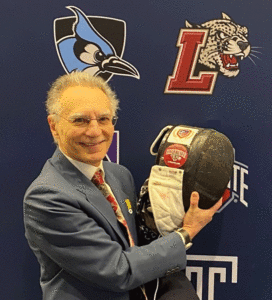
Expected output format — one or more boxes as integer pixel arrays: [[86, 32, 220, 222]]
[[125, 199, 133, 214]]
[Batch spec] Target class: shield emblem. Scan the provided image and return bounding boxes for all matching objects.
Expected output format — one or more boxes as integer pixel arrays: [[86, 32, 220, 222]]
[[54, 7, 139, 81]]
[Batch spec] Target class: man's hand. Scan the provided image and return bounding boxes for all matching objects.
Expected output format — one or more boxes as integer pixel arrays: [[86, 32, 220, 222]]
[[182, 192, 223, 240]]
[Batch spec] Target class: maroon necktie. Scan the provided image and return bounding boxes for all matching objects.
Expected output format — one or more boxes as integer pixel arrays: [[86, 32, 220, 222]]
[[92, 169, 135, 247]]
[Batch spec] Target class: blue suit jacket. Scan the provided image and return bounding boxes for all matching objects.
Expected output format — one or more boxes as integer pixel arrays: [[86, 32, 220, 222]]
[[24, 149, 186, 300]]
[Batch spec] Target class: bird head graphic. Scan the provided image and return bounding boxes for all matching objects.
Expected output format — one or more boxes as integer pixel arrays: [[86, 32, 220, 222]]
[[54, 6, 140, 81]]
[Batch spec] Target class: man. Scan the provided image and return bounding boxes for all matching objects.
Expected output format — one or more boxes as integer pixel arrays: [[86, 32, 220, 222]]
[[24, 72, 222, 300]]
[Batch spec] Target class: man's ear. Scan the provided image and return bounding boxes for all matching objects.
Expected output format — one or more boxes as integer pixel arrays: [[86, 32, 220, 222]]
[[47, 115, 59, 142]]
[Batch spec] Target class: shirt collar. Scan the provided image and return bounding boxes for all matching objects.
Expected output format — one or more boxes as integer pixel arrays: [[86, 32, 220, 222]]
[[60, 149, 104, 181]]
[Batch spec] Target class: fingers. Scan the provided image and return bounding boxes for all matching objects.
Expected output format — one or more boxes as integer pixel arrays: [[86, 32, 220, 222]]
[[210, 197, 223, 213]]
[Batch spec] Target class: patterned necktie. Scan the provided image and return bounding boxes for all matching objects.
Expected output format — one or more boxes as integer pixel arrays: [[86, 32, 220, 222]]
[[92, 169, 135, 247], [92, 170, 149, 299]]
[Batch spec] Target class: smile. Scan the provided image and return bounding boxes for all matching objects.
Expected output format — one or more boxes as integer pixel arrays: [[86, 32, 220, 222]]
[[80, 140, 105, 147]]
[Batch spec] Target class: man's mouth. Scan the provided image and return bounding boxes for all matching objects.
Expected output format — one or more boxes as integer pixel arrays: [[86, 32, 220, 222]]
[[79, 140, 105, 147], [220, 54, 239, 70]]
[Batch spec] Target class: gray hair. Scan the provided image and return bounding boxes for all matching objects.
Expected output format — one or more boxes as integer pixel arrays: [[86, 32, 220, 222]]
[[46, 72, 119, 116]]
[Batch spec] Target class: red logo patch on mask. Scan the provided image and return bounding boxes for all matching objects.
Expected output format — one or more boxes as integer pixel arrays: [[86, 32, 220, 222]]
[[163, 144, 188, 168]]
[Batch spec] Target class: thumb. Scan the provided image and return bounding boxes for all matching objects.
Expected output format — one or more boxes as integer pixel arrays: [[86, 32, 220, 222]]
[[190, 191, 200, 208]]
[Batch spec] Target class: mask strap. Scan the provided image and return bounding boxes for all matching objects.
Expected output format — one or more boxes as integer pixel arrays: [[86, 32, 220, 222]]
[[150, 125, 173, 156]]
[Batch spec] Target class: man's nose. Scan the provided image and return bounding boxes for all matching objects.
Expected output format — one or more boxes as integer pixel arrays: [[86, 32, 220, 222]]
[[84, 119, 102, 136]]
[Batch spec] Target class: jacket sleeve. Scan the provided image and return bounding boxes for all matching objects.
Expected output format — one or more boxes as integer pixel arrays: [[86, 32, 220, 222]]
[[24, 181, 186, 293]]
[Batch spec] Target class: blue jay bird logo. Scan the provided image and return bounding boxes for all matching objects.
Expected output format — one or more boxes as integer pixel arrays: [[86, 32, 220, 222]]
[[54, 6, 140, 81]]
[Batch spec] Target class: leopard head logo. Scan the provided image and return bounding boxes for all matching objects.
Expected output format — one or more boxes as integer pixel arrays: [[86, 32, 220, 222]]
[[186, 13, 250, 77]]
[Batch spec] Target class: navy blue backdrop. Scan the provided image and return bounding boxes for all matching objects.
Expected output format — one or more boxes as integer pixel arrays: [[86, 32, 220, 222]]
[[1, 1, 271, 299]]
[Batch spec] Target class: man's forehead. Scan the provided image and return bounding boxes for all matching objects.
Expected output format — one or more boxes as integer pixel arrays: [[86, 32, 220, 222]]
[[60, 85, 107, 100], [59, 85, 111, 114]]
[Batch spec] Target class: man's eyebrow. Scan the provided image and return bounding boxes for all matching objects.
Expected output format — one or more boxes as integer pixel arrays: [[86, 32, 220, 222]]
[[68, 112, 112, 120], [98, 112, 112, 117], [68, 113, 87, 121]]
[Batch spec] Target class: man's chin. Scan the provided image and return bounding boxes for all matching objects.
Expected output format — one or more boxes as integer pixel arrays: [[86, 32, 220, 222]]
[[79, 153, 105, 166]]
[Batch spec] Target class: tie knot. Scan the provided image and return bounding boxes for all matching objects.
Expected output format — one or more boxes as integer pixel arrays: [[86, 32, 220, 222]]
[[92, 169, 104, 186]]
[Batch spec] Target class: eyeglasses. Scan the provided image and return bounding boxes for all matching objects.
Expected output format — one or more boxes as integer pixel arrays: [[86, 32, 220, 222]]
[[53, 114, 118, 127]]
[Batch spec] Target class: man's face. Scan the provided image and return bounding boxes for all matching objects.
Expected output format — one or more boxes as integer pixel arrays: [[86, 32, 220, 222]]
[[48, 86, 115, 166]]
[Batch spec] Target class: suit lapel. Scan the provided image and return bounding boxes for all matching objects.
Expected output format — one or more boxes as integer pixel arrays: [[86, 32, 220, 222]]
[[50, 149, 130, 248], [84, 186, 130, 248]]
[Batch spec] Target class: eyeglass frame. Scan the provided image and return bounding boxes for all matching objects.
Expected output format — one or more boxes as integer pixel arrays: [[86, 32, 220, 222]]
[[52, 113, 118, 127]]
